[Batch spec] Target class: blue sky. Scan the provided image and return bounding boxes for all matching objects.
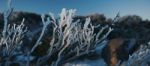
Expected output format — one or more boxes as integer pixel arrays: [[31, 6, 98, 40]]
[[0, 0, 150, 19]]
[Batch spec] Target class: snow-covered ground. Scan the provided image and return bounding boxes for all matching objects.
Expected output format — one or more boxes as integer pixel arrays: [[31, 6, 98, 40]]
[[64, 58, 106, 66]]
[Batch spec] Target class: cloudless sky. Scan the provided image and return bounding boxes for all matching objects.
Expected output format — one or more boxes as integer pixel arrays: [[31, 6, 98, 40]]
[[0, 0, 150, 19]]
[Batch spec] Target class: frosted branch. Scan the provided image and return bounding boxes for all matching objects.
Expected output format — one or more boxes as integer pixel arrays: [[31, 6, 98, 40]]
[[30, 14, 50, 53]]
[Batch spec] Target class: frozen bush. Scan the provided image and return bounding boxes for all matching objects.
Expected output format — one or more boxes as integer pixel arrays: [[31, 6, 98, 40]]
[[118, 42, 150, 66], [0, 1, 28, 66], [123, 43, 150, 66], [34, 8, 113, 66], [0, 0, 113, 66]]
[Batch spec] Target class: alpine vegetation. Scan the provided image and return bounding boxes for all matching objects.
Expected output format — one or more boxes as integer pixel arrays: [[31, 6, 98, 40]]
[[1, 0, 150, 66], [0, 0, 113, 65], [32, 8, 112, 66], [124, 42, 150, 66]]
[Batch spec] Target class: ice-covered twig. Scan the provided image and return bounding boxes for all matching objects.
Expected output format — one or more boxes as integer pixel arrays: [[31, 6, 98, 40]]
[[30, 14, 50, 53]]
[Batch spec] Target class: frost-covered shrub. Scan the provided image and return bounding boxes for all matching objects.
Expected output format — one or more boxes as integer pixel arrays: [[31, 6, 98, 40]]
[[122, 43, 150, 66], [0, 0, 28, 65], [0, 1, 113, 66], [33, 8, 113, 66]]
